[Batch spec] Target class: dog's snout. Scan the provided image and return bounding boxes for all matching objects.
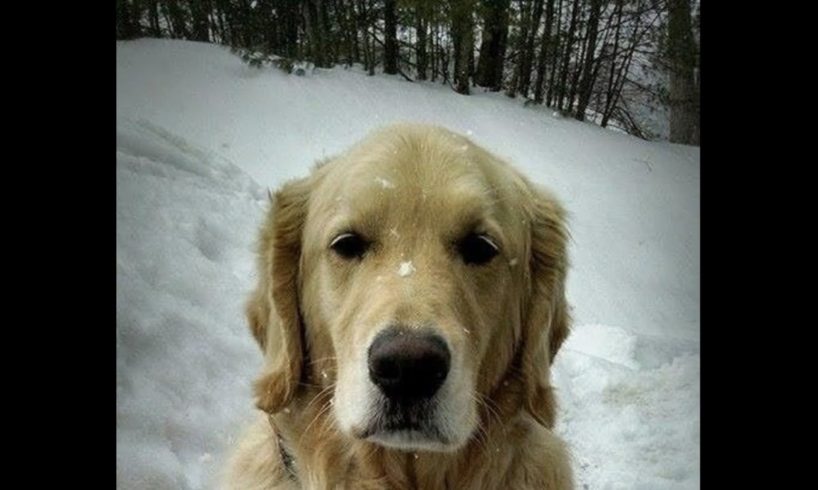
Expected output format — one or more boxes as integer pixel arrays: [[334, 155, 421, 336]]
[[368, 328, 451, 401]]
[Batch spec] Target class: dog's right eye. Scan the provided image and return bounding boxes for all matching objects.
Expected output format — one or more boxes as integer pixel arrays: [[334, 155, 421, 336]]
[[457, 233, 500, 265], [330, 233, 369, 260]]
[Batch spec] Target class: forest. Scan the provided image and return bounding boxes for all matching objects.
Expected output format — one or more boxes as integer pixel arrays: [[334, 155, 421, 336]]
[[115, 0, 699, 144]]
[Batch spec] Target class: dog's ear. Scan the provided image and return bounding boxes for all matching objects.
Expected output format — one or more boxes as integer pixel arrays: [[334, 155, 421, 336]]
[[246, 176, 312, 414], [519, 182, 571, 428]]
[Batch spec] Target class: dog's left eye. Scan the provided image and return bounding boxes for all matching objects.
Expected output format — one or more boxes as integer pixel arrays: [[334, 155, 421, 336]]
[[457, 233, 500, 265], [330, 232, 369, 260]]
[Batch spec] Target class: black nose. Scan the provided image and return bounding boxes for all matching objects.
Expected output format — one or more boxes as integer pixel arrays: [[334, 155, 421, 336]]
[[368, 328, 451, 401]]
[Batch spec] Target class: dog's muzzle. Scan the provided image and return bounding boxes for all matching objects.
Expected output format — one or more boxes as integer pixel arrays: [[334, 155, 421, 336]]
[[358, 327, 453, 444]]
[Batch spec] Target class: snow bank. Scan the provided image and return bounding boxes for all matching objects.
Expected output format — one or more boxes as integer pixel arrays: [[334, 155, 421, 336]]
[[116, 118, 266, 488]]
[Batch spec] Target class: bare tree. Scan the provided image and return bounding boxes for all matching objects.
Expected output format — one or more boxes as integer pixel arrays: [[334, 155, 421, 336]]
[[189, 0, 211, 42], [384, 0, 399, 74], [546, 0, 564, 106], [667, 0, 698, 144], [475, 0, 511, 91], [116, 0, 141, 39], [574, 0, 602, 120], [452, 0, 475, 94], [515, 0, 545, 97], [415, 3, 430, 80], [555, 0, 580, 110], [532, 0, 557, 103]]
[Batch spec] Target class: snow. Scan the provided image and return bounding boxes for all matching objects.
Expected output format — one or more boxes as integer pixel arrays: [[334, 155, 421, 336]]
[[117, 39, 699, 489], [375, 176, 396, 189], [398, 261, 416, 278]]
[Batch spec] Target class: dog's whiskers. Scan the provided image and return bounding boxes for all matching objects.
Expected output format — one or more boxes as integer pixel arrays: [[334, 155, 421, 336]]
[[303, 382, 338, 414], [467, 393, 494, 457], [477, 393, 504, 431], [307, 355, 339, 366], [298, 394, 337, 449]]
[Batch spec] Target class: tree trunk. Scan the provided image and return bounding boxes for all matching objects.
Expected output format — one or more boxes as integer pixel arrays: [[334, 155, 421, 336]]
[[441, 27, 451, 85], [346, 0, 358, 65], [147, 0, 162, 37], [468, 26, 476, 84], [566, 5, 589, 114], [453, 22, 462, 87], [384, 0, 399, 74], [213, 0, 228, 44], [475, 0, 510, 91], [165, 0, 190, 40], [533, 0, 556, 103], [516, 0, 544, 97], [189, 0, 211, 42], [545, 0, 563, 106], [556, 0, 580, 110], [602, 9, 641, 128], [320, 0, 335, 65], [416, 6, 428, 80], [116, 0, 139, 40], [431, 19, 438, 81], [452, 0, 474, 94], [667, 0, 698, 144], [284, 0, 300, 58], [358, 0, 372, 74], [574, 0, 602, 120], [600, 0, 623, 127], [582, 2, 617, 118], [304, 0, 327, 67], [368, 0, 376, 75], [262, 0, 277, 52], [506, 0, 530, 97], [348, 0, 360, 63]]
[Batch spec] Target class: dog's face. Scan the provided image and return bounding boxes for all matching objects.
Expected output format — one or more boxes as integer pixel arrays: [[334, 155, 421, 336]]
[[248, 124, 570, 453]]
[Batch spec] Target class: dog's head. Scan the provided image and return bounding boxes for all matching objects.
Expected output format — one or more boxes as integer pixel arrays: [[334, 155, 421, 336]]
[[248, 124, 570, 452]]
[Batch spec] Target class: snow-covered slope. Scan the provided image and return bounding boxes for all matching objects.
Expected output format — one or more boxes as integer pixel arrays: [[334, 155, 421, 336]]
[[116, 39, 700, 489]]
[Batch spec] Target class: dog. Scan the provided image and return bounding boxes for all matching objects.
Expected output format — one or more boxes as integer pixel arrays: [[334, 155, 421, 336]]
[[224, 124, 573, 489]]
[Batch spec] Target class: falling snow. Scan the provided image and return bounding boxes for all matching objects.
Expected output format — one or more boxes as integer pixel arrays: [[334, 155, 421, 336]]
[[398, 261, 415, 277], [375, 176, 396, 189]]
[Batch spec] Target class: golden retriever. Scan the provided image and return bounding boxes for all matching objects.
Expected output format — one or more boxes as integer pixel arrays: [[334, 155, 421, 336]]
[[224, 124, 573, 489]]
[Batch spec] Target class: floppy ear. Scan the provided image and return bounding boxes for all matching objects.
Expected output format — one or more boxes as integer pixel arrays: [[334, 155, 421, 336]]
[[520, 182, 571, 428], [246, 177, 312, 414]]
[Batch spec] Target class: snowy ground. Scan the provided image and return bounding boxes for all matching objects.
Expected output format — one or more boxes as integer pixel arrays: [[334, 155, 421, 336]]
[[116, 39, 700, 489]]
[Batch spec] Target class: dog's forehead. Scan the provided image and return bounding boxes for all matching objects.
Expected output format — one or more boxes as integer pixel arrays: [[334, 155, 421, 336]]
[[320, 131, 503, 218], [339, 162, 492, 219]]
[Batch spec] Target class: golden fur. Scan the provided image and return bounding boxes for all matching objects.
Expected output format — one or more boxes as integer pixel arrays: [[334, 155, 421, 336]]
[[224, 124, 573, 489]]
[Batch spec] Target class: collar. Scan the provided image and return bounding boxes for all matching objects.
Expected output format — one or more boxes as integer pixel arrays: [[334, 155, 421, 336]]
[[269, 414, 298, 482]]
